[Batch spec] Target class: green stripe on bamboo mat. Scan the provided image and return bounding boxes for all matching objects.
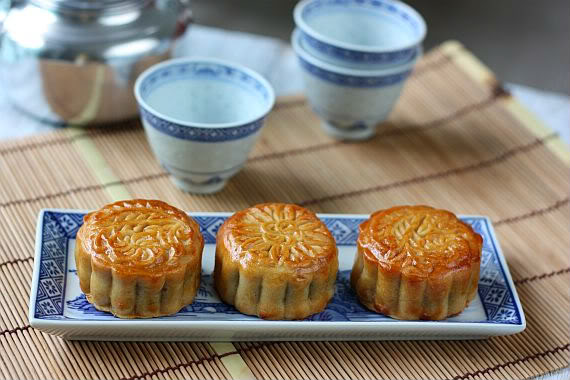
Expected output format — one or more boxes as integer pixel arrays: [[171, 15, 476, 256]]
[[70, 129, 255, 380], [66, 128, 131, 200]]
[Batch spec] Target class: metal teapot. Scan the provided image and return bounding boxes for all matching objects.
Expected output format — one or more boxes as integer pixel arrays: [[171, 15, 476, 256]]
[[0, 0, 191, 126]]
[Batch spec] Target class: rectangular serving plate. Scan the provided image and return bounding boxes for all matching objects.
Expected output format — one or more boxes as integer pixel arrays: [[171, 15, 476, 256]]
[[29, 209, 525, 341]]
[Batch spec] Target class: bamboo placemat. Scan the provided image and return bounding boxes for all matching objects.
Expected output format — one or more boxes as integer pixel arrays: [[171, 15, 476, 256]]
[[0, 41, 568, 380]]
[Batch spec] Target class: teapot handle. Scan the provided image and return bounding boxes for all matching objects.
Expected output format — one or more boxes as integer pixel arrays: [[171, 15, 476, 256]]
[[174, 0, 192, 38], [178, 0, 192, 24]]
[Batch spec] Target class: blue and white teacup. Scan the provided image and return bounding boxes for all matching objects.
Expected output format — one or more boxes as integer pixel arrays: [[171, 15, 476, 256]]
[[134, 58, 275, 194], [292, 28, 419, 140], [294, 0, 426, 70]]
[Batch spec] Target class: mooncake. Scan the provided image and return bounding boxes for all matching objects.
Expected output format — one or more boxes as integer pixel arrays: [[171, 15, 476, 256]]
[[351, 205, 482, 320], [214, 203, 338, 320], [75, 199, 204, 318]]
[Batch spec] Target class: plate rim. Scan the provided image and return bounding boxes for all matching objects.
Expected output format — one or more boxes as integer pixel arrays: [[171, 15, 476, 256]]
[[29, 208, 526, 335]]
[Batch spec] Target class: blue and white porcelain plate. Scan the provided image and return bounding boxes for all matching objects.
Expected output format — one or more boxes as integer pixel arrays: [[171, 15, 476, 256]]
[[29, 210, 525, 341]]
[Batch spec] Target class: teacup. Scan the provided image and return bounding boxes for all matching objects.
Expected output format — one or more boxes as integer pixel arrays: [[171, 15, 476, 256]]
[[134, 58, 275, 194], [294, 0, 426, 70], [292, 28, 419, 140]]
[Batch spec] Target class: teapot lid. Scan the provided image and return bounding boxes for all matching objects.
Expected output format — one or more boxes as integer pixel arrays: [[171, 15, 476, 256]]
[[31, 0, 151, 14], [3, 0, 186, 60]]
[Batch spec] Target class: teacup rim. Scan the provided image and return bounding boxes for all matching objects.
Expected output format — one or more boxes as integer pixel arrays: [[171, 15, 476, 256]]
[[293, 0, 426, 54], [291, 28, 420, 76], [134, 57, 276, 129]]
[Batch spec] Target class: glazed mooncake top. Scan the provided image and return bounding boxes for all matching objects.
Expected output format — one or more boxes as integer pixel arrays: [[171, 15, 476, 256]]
[[357, 205, 482, 278], [77, 199, 203, 276], [218, 203, 337, 272]]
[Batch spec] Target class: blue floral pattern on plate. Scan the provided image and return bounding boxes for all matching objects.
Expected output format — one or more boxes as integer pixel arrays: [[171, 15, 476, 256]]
[[34, 211, 522, 325]]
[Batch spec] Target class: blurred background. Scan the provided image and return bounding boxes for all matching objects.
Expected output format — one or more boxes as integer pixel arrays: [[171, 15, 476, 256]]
[[1, 0, 568, 140], [193, 0, 569, 95]]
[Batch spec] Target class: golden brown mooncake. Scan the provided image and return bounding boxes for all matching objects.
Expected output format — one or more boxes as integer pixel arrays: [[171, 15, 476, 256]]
[[351, 205, 482, 320], [214, 203, 338, 320], [75, 199, 204, 318]]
